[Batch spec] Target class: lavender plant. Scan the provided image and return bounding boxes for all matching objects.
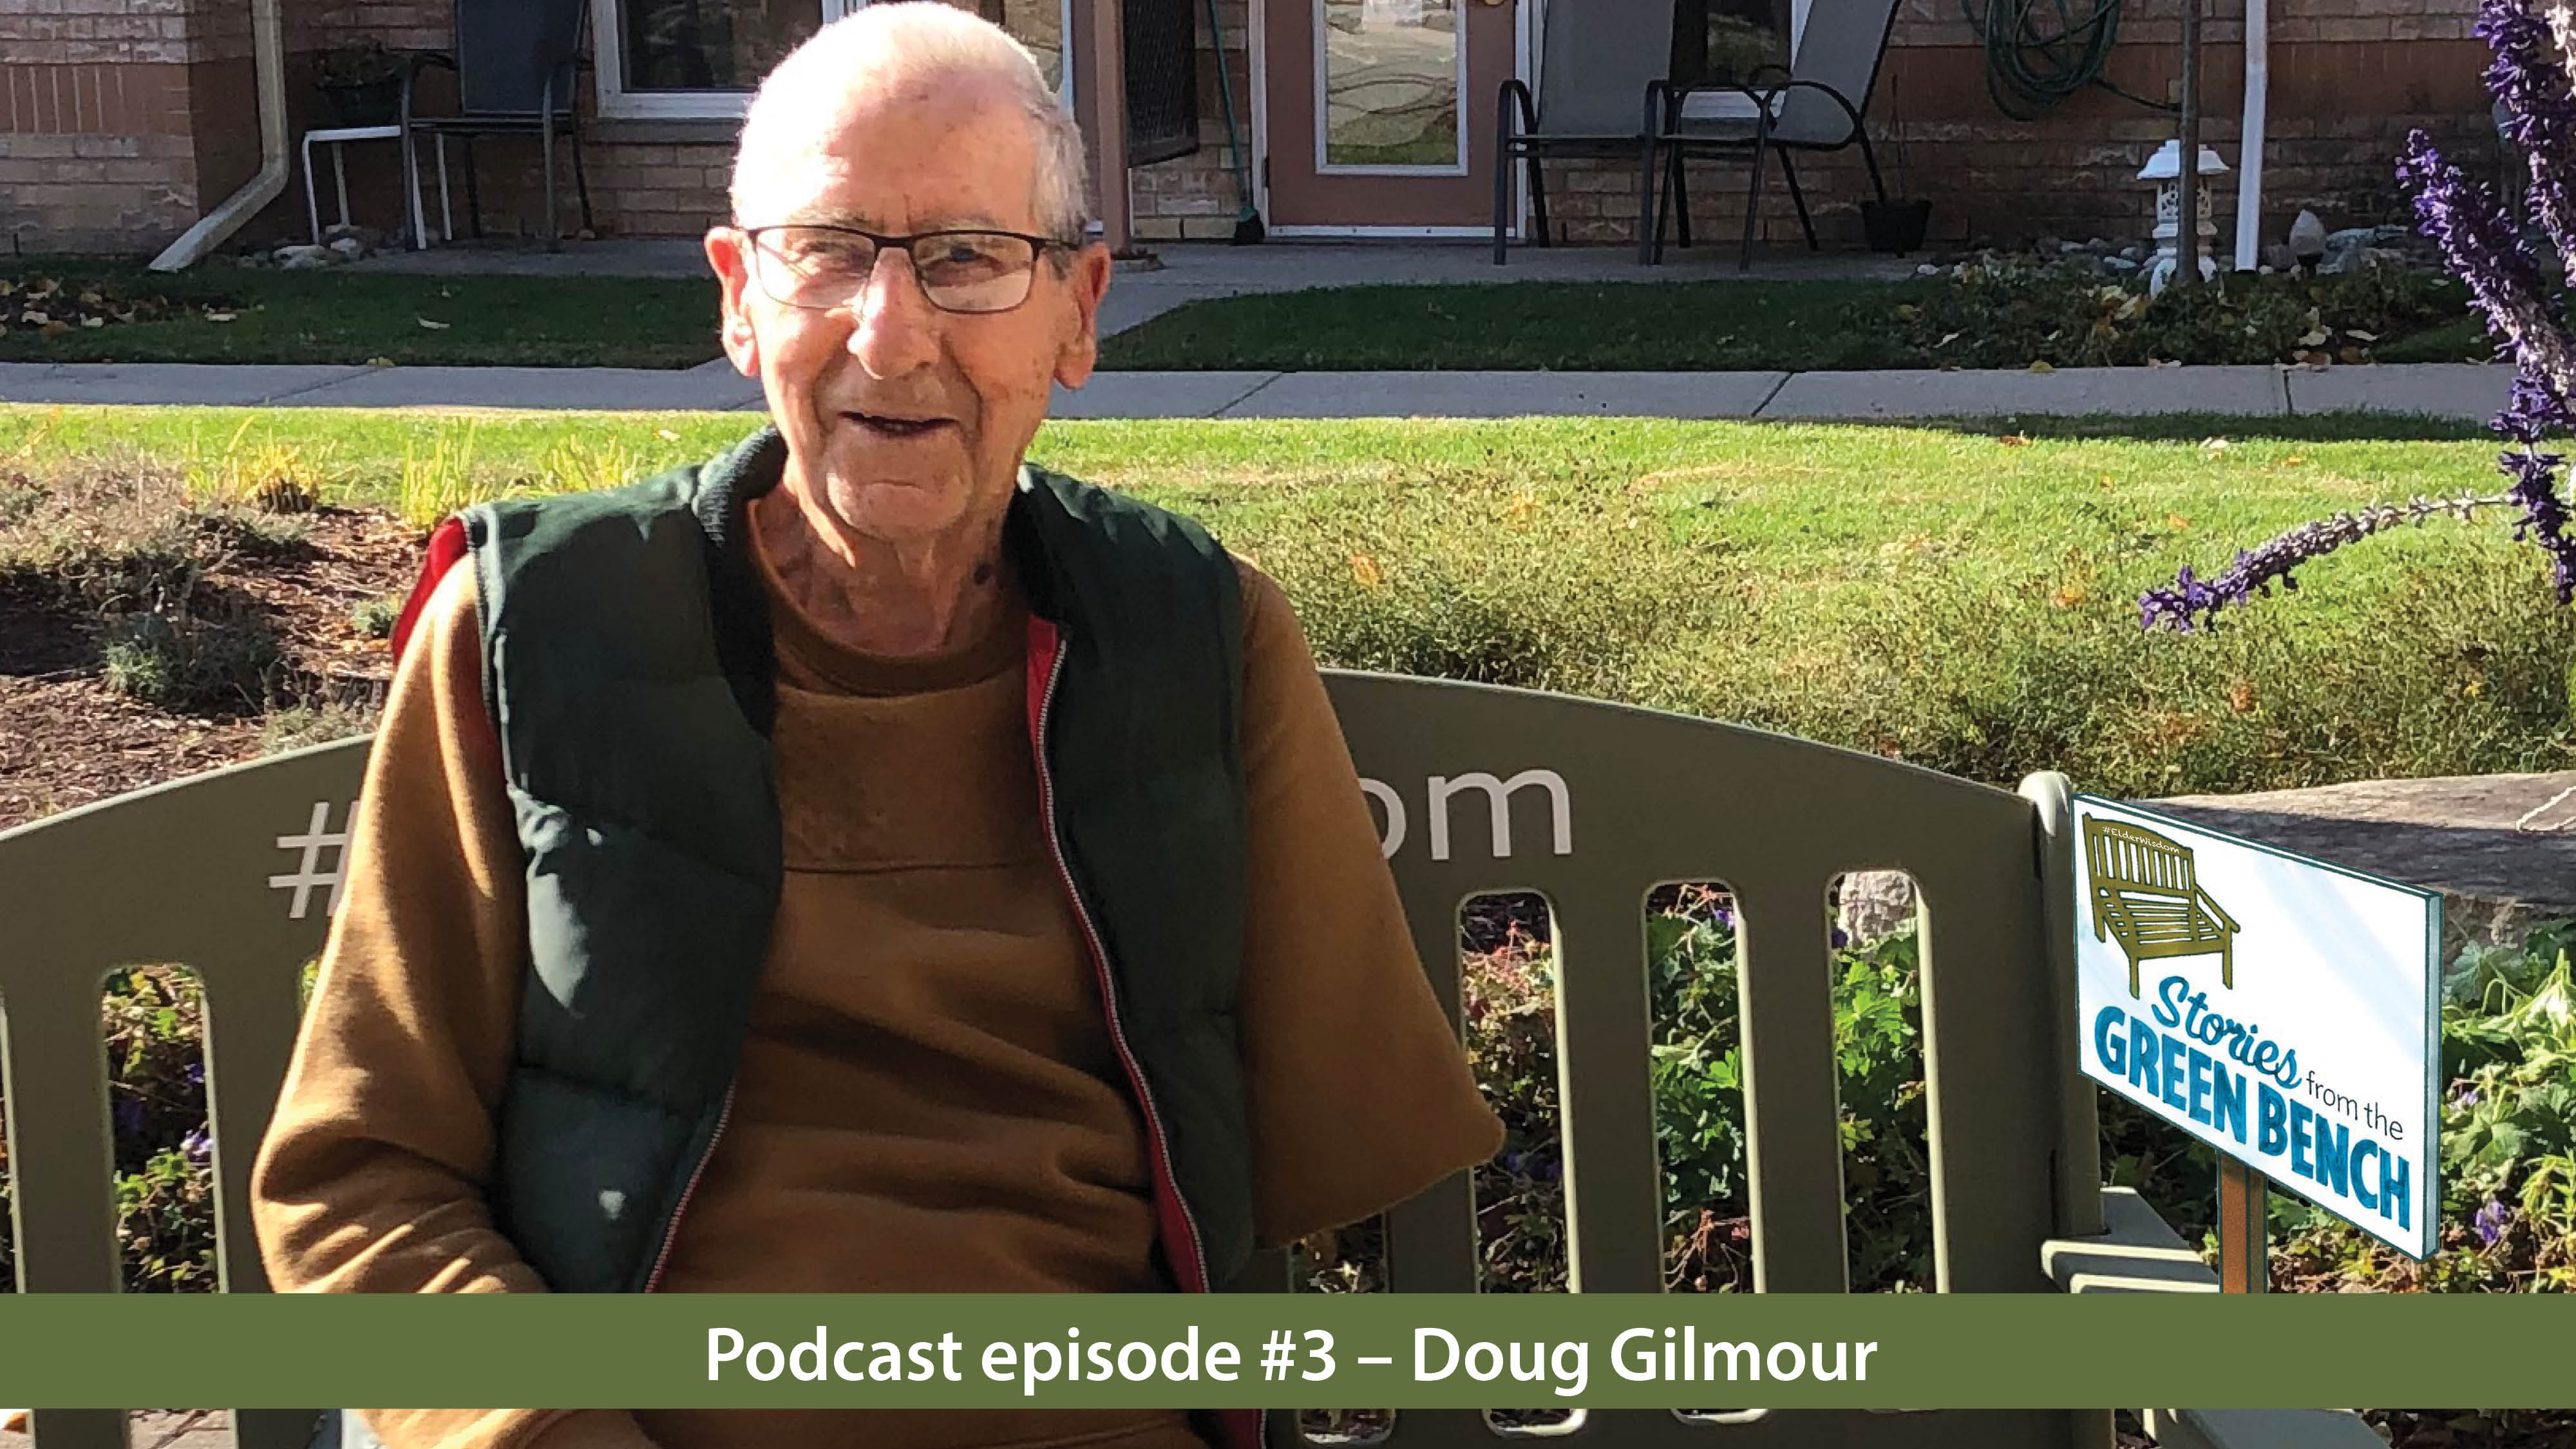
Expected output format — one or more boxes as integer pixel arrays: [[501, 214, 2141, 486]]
[[2139, 0, 2576, 632]]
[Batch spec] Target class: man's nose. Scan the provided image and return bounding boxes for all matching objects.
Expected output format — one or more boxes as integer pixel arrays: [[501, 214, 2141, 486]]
[[846, 248, 942, 378]]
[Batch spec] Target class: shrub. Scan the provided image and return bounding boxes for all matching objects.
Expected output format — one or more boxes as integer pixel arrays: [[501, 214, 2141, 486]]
[[1878, 261, 2467, 370]]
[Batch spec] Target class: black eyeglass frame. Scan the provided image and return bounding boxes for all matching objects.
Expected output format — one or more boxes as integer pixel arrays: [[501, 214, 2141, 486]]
[[734, 222, 1083, 316]]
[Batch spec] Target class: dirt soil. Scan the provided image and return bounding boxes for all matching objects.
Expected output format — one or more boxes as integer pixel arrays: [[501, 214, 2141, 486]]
[[0, 504, 420, 832]]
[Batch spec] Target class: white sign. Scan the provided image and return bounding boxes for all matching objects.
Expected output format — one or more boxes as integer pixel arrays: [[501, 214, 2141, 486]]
[[2072, 795, 2440, 1259]]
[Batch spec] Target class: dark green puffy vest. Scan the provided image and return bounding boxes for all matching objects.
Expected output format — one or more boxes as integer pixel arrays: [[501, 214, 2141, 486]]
[[456, 425, 1253, 1296]]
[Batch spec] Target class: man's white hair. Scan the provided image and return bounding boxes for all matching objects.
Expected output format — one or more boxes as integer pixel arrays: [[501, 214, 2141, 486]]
[[729, 1, 1093, 242]]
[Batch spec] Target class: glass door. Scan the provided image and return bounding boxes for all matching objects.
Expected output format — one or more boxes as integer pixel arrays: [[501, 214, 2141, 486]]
[[1261, 0, 1519, 230]]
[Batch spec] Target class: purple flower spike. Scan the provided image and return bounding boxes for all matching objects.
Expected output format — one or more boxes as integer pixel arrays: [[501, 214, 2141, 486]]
[[2141, 0, 2576, 630], [182, 1126, 213, 1164]]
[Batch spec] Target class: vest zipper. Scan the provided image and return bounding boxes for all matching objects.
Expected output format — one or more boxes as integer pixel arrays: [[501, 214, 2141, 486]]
[[641, 1080, 737, 1292], [1030, 632, 1215, 1296]]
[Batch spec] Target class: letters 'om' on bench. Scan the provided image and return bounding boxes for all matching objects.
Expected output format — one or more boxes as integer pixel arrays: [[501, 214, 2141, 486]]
[[2082, 817, 2242, 998], [0, 673, 2377, 1449]]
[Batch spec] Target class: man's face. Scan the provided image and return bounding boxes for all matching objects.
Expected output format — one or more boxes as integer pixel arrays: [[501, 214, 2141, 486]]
[[706, 76, 1112, 549]]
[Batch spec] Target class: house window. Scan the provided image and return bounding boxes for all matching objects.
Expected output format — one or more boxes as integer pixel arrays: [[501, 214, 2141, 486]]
[[592, 0, 1070, 120], [1670, 0, 1793, 88]]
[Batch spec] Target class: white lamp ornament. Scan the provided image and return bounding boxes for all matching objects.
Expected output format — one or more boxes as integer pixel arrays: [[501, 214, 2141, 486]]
[[2137, 139, 2232, 295]]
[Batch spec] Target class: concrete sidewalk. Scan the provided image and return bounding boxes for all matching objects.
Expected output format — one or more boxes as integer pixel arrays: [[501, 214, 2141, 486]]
[[0, 359, 2516, 422]]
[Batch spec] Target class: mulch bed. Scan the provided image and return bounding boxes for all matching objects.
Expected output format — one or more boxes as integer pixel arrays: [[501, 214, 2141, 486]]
[[0, 504, 420, 832]]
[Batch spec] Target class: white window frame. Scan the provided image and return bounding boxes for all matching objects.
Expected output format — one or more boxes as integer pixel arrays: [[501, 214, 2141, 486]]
[[590, 0, 1074, 120]]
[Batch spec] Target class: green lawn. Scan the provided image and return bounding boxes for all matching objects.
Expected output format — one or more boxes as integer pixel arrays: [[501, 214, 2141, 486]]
[[0, 258, 721, 368], [1099, 281, 1926, 372], [9, 402, 2562, 804]]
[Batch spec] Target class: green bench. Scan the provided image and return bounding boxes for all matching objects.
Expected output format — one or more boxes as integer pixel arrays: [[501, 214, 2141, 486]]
[[2082, 816, 2242, 998], [0, 672, 2372, 1449]]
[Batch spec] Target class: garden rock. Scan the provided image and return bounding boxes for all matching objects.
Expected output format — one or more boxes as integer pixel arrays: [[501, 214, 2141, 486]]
[[2287, 209, 2329, 264], [1835, 869, 1918, 947], [2318, 227, 2378, 274], [2142, 770, 2576, 961], [2103, 255, 2139, 274], [327, 237, 366, 260], [2262, 242, 2298, 272], [273, 244, 331, 270]]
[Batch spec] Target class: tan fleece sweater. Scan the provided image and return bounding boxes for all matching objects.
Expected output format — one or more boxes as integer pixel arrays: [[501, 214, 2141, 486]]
[[250, 511, 1503, 1449]]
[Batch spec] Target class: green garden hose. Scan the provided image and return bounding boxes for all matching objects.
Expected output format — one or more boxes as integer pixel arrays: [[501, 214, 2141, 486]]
[[1201, 0, 1265, 242], [1960, 0, 2178, 121]]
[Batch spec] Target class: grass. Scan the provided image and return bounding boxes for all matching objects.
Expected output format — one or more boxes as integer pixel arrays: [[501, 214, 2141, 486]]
[[0, 257, 721, 368], [1098, 280, 1926, 372], [8, 402, 2565, 802]]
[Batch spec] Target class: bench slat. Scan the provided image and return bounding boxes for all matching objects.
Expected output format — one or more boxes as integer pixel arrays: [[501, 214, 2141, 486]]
[[1730, 871, 1850, 1295]]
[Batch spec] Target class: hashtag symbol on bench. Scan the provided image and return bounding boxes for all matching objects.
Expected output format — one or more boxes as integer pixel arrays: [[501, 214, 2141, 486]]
[[269, 800, 357, 920]]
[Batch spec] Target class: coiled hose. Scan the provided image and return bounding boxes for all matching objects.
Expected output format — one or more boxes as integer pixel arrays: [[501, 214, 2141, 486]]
[[1959, 0, 2178, 120]]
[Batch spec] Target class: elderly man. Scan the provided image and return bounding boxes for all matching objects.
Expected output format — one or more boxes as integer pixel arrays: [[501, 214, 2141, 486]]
[[249, 6, 1503, 1449]]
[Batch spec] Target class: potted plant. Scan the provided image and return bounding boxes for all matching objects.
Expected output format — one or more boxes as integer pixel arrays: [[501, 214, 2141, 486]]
[[1860, 71, 1932, 254], [316, 41, 404, 128]]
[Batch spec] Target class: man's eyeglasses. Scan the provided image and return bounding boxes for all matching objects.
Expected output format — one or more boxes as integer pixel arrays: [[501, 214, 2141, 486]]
[[738, 223, 1075, 316]]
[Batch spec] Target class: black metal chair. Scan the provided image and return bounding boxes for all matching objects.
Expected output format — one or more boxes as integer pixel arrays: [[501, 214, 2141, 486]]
[[1493, 0, 1675, 264], [1643, 0, 1900, 269], [399, 0, 596, 252]]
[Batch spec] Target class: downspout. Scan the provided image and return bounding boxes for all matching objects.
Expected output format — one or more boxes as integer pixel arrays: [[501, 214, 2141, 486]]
[[2233, 0, 2268, 270], [149, 0, 288, 272]]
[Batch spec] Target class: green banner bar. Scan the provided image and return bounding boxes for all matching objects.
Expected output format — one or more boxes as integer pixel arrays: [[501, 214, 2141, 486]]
[[0, 1294, 2569, 1408]]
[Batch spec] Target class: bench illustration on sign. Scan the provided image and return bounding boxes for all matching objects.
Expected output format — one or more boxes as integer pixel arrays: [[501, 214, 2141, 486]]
[[2081, 817, 2242, 997]]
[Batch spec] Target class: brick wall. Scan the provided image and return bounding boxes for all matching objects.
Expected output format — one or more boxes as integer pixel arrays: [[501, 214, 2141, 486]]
[[1, 0, 2510, 256], [0, 0, 262, 252]]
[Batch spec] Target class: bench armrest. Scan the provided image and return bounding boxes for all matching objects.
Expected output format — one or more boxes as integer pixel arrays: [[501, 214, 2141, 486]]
[[2040, 1186, 2219, 1293]]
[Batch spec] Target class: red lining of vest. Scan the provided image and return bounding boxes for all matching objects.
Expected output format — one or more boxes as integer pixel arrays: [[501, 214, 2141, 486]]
[[1023, 614, 1216, 1303], [390, 514, 469, 663]]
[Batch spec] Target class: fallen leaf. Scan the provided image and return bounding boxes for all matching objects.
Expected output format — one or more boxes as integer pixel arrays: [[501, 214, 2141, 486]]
[[204, 310, 237, 323], [1349, 553, 1383, 589], [2227, 680, 2257, 713], [2026, 360, 2056, 374], [417, 317, 451, 330], [2295, 348, 2331, 366], [2298, 327, 2329, 346], [2338, 345, 2367, 365], [2168, 513, 2191, 530], [77, 290, 102, 305], [21, 310, 48, 325], [655, 428, 681, 441], [1893, 303, 1920, 321], [1997, 433, 2031, 447], [2049, 585, 2087, 609], [2282, 455, 2306, 466], [38, 321, 68, 336], [79, 316, 104, 328], [1935, 330, 1961, 348], [365, 355, 396, 367], [1504, 492, 1537, 523], [2201, 437, 2231, 451]]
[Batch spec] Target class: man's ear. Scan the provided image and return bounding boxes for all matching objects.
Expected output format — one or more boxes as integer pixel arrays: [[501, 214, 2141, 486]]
[[704, 225, 762, 379], [1051, 240, 1115, 391]]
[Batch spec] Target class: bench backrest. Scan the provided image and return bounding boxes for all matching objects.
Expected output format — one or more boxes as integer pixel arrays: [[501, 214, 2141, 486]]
[[0, 673, 2105, 1449], [2083, 819, 2197, 898]]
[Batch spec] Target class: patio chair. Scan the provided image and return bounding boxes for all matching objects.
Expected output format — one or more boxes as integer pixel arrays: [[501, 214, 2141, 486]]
[[1492, 0, 1676, 264], [1642, 0, 1899, 269], [398, 0, 596, 253]]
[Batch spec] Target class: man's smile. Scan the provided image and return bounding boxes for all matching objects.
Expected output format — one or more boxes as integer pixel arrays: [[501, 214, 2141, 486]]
[[841, 408, 959, 440]]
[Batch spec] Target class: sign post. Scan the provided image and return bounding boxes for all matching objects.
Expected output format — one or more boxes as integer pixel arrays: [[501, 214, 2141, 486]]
[[2070, 795, 2441, 1266], [2215, 1158, 2267, 1293]]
